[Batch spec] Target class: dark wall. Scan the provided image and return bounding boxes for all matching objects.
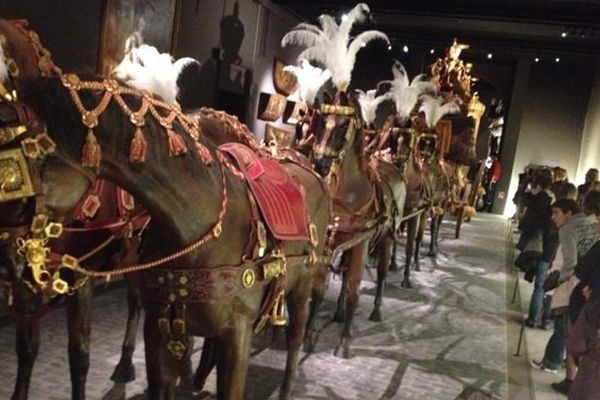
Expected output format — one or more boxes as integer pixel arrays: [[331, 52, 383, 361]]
[[496, 59, 594, 215], [0, 0, 103, 73]]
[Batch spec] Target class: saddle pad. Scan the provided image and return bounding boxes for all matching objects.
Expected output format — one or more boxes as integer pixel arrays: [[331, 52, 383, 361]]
[[219, 142, 309, 241]]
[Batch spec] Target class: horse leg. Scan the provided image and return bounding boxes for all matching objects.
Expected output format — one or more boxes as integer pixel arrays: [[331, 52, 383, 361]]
[[401, 215, 418, 288], [215, 319, 253, 400], [455, 206, 464, 239], [304, 264, 328, 353], [414, 212, 427, 272], [427, 213, 438, 257], [144, 306, 182, 400], [369, 234, 392, 322], [389, 241, 399, 271], [332, 251, 350, 323], [280, 276, 312, 400], [110, 274, 142, 383], [11, 289, 42, 400], [335, 241, 368, 359], [193, 338, 218, 390], [429, 213, 443, 257], [66, 279, 93, 400]]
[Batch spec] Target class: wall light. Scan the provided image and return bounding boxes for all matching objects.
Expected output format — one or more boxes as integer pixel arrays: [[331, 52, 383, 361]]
[[561, 32, 567, 38], [534, 57, 540, 62], [429, 48, 435, 54], [487, 53, 493, 59], [555, 57, 560, 62], [403, 45, 409, 53]]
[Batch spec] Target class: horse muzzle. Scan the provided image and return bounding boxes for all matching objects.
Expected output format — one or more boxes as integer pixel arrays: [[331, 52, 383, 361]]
[[313, 156, 332, 177]]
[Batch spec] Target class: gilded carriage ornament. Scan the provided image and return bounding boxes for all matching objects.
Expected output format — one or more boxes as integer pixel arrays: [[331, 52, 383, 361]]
[[0, 148, 36, 202]]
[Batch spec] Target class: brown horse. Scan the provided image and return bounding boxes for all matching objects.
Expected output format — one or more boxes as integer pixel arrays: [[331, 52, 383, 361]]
[[303, 93, 406, 358], [0, 19, 150, 400], [380, 118, 431, 288], [2, 66, 330, 400]]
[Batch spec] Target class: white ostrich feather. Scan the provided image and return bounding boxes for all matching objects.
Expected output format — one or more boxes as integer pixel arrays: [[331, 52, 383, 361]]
[[283, 59, 331, 106], [112, 44, 178, 102], [0, 45, 8, 83], [281, 3, 388, 91], [419, 95, 461, 129], [381, 60, 436, 120], [355, 88, 391, 125]]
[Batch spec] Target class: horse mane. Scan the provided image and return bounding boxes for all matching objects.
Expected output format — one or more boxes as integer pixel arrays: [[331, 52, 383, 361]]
[[193, 107, 261, 152]]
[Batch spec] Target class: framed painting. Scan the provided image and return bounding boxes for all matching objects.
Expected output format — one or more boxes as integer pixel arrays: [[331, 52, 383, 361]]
[[97, 0, 181, 76]]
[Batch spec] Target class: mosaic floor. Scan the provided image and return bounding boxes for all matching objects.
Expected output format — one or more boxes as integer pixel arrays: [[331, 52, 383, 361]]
[[0, 214, 520, 399]]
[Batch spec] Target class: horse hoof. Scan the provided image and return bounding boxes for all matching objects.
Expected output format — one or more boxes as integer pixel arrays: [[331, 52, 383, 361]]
[[110, 361, 136, 383], [401, 279, 413, 289], [193, 374, 207, 391], [414, 264, 421, 272], [332, 312, 345, 323], [427, 250, 437, 257], [333, 344, 352, 359], [279, 383, 293, 400], [368, 309, 382, 322], [389, 263, 399, 272]]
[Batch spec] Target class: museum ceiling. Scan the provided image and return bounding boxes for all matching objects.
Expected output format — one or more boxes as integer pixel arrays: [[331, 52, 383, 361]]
[[273, 0, 600, 60]]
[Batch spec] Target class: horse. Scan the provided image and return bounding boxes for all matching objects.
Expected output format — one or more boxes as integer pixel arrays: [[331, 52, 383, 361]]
[[0, 19, 150, 400], [1, 58, 331, 400], [378, 117, 452, 287], [416, 132, 454, 259], [303, 92, 406, 358]]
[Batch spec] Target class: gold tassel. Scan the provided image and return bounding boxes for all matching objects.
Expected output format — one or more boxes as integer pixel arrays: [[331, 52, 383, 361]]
[[167, 130, 187, 156], [82, 129, 101, 167], [129, 127, 148, 163]]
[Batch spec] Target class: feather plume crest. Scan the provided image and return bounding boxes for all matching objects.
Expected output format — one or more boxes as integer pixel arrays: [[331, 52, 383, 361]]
[[283, 59, 331, 106], [0, 44, 8, 83], [281, 3, 388, 91], [112, 44, 178, 102], [419, 95, 460, 128], [356, 88, 391, 125], [386, 60, 437, 120]]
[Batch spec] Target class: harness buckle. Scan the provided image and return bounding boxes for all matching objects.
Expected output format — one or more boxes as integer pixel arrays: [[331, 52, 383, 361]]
[[262, 256, 286, 280]]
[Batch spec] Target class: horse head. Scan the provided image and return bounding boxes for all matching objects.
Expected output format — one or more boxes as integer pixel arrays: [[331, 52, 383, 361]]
[[311, 91, 360, 177], [0, 24, 98, 296]]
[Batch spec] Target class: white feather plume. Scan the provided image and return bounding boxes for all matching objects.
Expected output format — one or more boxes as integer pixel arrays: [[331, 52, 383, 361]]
[[355, 88, 391, 125], [381, 60, 436, 120], [0, 45, 9, 83], [418, 95, 461, 129], [283, 59, 331, 106], [112, 44, 178, 102], [282, 3, 388, 91]]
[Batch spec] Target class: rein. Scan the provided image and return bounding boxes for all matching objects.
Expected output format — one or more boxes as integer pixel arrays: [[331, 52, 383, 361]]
[[58, 159, 228, 281]]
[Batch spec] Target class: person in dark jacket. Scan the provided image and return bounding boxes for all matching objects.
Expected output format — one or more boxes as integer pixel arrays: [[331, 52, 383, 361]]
[[520, 172, 559, 328], [566, 298, 600, 400], [574, 191, 600, 303]]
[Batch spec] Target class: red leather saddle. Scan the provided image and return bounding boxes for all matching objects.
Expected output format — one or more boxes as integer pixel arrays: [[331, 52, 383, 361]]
[[219, 143, 309, 241]]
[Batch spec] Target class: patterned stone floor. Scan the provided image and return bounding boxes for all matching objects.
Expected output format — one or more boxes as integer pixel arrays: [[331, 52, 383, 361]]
[[0, 214, 514, 399]]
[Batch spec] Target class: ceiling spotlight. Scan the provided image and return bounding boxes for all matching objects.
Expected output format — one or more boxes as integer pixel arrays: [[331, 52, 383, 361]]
[[561, 31, 567, 38], [429, 49, 435, 54], [388, 44, 392, 50], [555, 57, 560, 62], [403, 45, 409, 53], [534, 57, 540, 62], [487, 53, 493, 59]]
